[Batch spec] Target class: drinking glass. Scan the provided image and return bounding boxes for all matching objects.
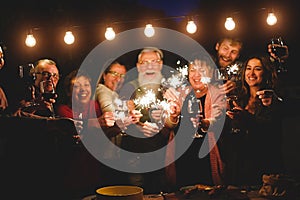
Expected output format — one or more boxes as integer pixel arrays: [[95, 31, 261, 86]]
[[226, 94, 241, 134], [40, 80, 56, 117], [270, 37, 287, 62], [214, 68, 228, 83], [149, 103, 169, 130], [114, 99, 129, 136], [187, 96, 204, 138], [40, 80, 56, 100]]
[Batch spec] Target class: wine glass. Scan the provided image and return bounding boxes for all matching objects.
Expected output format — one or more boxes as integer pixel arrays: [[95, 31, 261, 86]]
[[114, 99, 129, 136], [40, 80, 56, 118], [214, 68, 228, 83], [149, 102, 169, 130], [187, 96, 204, 138], [226, 94, 241, 134], [270, 37, 287, 62]]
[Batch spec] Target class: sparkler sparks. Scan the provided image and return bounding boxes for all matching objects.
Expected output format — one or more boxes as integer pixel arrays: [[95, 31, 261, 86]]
[[228, 63, 241, 75], [161, 64, 189, 91], [133, 89, 157, 109]]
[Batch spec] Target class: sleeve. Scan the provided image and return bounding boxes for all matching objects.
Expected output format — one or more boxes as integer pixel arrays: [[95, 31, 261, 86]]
[[56, 104, 73, 118], [95, 84, 117, 112]]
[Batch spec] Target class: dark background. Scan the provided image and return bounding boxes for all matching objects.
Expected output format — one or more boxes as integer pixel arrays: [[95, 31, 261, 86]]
[[0, 0, 300, 181]]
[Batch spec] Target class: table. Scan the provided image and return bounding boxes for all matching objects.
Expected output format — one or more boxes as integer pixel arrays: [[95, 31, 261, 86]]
[[0, 116, 77, 199], [1, 116, 299, 200], [83, 190, 280, 200]]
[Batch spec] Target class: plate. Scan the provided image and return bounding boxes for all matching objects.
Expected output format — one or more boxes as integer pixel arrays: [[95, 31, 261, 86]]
[[143, 194, 163, 200], [179, 184, 214, 195]]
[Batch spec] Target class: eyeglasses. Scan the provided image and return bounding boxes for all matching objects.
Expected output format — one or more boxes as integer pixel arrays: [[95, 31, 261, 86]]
[[36, 71, 60, 80], [107, 71, 125, 78], [138, 59, 161, 66]]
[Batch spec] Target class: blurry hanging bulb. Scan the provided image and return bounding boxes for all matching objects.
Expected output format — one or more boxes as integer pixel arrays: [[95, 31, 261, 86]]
[[25, 34, 36, 47], [266, 12, 277, 26], [144, 24, 155, 37], [105, 27, 116, 40], [64, 31, 75, 45], [186, 20, 197, 34], [225, 17, 235, 31]]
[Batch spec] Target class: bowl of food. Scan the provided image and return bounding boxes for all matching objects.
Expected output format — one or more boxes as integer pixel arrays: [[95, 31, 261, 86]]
[[96, 185, 143, 200]]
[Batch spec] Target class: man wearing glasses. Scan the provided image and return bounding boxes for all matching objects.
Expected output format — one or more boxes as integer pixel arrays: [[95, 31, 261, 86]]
[[15, 58, 60, 117], [119, 47, 180, 194]]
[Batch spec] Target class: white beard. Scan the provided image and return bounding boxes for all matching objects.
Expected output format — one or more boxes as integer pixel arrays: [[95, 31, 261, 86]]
[[138, 71, 163, 86]]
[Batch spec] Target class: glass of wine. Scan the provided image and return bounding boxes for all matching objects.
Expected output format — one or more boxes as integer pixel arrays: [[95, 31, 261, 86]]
[[187, 96, 204, 138], [149, 103, 169, 130], [214, 68, 228, 83], [114, 99, 129, 136], [40, 80, 56, 100], [226, 94, 241, 134], [40, 80, 56, 117], [270, 37, 288, 62]]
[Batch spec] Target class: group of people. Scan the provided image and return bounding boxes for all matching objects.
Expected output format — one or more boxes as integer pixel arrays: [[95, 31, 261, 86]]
[[0, 36, 289, 199]]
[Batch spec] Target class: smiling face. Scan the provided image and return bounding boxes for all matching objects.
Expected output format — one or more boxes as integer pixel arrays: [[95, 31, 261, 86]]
[[71, 75, 92, 106], [188, 59, 210, 92], [34, 60, 60, 88], [244, 58, 264, 88], [215, 38, 242, 69], [136, 51, 163, 85], [103, 63, 126, 91]]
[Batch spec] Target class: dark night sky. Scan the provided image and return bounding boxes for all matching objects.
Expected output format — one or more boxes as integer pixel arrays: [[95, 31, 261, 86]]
[[0, 0, 299, 106]]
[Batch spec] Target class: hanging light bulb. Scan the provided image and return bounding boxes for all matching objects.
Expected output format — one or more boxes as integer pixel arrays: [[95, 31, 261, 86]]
[[105, 27, 116, 41], [266, 12, 277, 26], [25, 33, 36, 47], [64, 31, 75, 45], [186, 20, 197, 34], [225, 17, 235, 31], [144, 24, 155, 37]]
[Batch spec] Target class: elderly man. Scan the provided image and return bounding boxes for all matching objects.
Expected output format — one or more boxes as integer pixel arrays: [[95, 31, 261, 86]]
[[15, 58, 60, 118], [119, 47, 180, 193]]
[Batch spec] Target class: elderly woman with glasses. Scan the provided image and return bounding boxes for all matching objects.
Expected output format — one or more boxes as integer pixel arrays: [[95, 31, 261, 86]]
[[95, 61, 127, 112]]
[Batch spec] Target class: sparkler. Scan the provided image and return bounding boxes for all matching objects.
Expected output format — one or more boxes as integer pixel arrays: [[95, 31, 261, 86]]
[[161, 64, 189, 90], [220, 62, 243, 81], [113, 98, 128, 120]]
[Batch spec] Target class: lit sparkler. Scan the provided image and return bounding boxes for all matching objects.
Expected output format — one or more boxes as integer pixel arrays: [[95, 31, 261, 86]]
[[133, 89, 157, 109], [161, 64, 189, 92]]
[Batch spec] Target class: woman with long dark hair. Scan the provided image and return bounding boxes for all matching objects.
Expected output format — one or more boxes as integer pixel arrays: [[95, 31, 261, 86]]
[[224, 55, 285, 185]]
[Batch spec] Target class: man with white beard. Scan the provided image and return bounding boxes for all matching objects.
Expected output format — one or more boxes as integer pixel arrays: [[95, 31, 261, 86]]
[[120, 47, 165, 136], [119, 47, 180, 194]]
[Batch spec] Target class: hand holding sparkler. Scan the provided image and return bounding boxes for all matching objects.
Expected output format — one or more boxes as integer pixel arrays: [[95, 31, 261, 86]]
[[137, 121, 160, 137], [113, 98, 132, 135], [129, 109, 143, 124], [99, 111, 115, 127], [216, 63, 242, 95]]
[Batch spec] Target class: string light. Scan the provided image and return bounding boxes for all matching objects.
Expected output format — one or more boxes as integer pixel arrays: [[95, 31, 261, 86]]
[[64, 31, 75, 45], [266, 12, 277, 26], [224, 17, 235, 31], [22, 11, 283, 45], [25, 31, 36, 47], [105, 27, 116, 40], [144, 24, 155, 37], [186, 20, 197, 34]]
